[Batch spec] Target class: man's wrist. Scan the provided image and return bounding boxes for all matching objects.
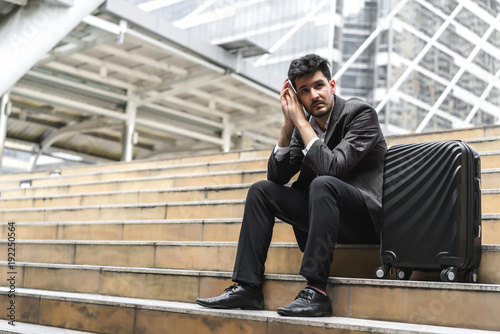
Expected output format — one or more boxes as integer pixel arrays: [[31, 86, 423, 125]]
[[278, 123, 294, 147]]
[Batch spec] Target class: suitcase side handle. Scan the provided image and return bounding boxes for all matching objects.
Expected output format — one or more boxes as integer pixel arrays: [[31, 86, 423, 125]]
[[474, 177, 481, 238]]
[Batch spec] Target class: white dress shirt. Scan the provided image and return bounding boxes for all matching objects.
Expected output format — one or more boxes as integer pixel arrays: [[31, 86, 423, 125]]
[[274, 112, 333, 161]]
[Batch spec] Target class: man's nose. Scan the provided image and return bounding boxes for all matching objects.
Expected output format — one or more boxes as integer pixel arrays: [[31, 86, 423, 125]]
[[311, 89, 320, 99]]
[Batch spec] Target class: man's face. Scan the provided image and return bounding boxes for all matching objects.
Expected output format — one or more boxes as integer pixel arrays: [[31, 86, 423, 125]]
[[294, 70, 336, 118]]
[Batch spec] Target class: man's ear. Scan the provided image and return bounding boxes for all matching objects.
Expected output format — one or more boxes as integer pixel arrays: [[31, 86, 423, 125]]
[[330, 79, 336, 94]]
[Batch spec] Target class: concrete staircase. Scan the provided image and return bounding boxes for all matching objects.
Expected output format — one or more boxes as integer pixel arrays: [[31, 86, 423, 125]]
[[1, 126, 500, 333]]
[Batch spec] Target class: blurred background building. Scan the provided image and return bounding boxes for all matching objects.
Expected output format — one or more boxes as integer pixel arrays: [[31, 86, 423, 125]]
[[129, 0, 500, 134]]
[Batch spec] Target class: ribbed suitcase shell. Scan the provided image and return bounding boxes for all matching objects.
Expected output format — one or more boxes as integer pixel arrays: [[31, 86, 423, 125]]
[[379, 141, 481, 281]]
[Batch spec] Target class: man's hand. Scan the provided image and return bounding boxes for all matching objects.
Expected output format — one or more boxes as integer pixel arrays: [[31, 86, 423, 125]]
[[278, 79, 296, 147], [280, 79, 317, 149]]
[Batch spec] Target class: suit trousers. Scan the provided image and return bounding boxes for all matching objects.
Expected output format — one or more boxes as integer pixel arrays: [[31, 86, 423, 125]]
[[232, 176, 379, 288]]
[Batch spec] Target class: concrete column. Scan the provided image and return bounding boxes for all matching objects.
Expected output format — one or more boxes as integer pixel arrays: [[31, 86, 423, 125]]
[[121, 91, 137, 162], [221, 116, 232, 153], [0, 93, 11, 173]]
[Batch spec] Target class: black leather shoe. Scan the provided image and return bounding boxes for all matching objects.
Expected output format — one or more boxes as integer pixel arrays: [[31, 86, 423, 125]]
[[277, 287, 332, 317], [196, 284, 264, 310]]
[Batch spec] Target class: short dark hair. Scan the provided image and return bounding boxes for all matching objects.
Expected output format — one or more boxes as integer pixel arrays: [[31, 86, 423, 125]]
[[287, 54, 332, 89]]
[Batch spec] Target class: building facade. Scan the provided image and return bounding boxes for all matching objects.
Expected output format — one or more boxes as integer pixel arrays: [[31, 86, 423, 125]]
[[130, 0, 500, 136]]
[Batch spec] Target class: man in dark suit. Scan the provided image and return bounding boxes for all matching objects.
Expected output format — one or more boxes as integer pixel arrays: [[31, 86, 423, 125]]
[[196, 54, 387, 317]]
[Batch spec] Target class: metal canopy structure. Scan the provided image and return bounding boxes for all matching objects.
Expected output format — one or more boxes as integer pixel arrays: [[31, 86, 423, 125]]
[[0, 0, 283, 171]]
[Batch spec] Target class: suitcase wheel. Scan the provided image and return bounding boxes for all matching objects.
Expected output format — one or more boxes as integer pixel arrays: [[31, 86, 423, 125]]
[[464, 269, 478, 283], [375, 264, 391, 279], [397, 269, 412, 280], [440, 267, 457, 282]]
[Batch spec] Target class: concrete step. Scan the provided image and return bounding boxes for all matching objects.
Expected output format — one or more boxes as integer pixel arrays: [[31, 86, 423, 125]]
[[463, 137, 500, 152], [0, 184, 252, 209], [3, 261, 499, 309], [0, 241, 378, 279], [482, 169, 500, 189], [0, 149, 270, 182], [386, 136, 500, 152], [0, 165, 498, 210], [0, 282, 499, 332], [2, 215, 498, 244], [0, 136, 498, 192], [2, 241, 499, 283], [0, 188, 498, 222], [483, 214, 500, 244], [0, 219, 296, 242], [0, 169, 497, 210], [480, 151, 500, 169], [0, 320, 97, 333], [0, 200, 248, 222], [482, 190, 500, 216], [385, 125, 500, 147], [0, 151, 496, 201], [0, 170, 266, 199], [0, 158, 268, 189]]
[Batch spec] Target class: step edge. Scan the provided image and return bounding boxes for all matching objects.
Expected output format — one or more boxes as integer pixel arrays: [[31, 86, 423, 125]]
[[0, 183, 254, 202], [8, 215, 497, 226], [0, 319, 97, 334], [4, 262, 500, 293], [0, 157, 268, 184], [0, 287, 496, 334], [10, 218, 244, 226], [0, 169, 267, 192], [0, 199, 247, 212], [1, 239, 499, 252], [5, 261, 500, 293], [0, 240, 377, 248]]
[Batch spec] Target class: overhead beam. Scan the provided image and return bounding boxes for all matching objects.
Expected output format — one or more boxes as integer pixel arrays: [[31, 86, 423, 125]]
[[0, 0, 105, 96], [22, 71, 225, 130], [94, 43, 188, 76], [36, 29, 114, 67], [191, 89, 257, 114], [12, 86, 129, 121], [138, 72, 226, 105], [68, 53, 163, 84], [4, 0, 27, 5], [11, 86, 224, 147], [42, 61, 135, 90], [44, 0, 75, 6]]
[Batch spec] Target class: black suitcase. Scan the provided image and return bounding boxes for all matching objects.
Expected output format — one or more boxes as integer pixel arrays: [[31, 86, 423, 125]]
[[375, 140, 482, 282]]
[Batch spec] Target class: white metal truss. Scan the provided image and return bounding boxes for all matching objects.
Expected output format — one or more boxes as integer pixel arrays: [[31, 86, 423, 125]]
[[415, 2, 500, 132], [374, 2, 464, 114], [253, 0, 330, 67], [333, 0, 410, 81]]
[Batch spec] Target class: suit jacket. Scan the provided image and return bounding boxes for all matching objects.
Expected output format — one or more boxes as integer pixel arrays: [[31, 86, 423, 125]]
[[267, 95, 387, 251]]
